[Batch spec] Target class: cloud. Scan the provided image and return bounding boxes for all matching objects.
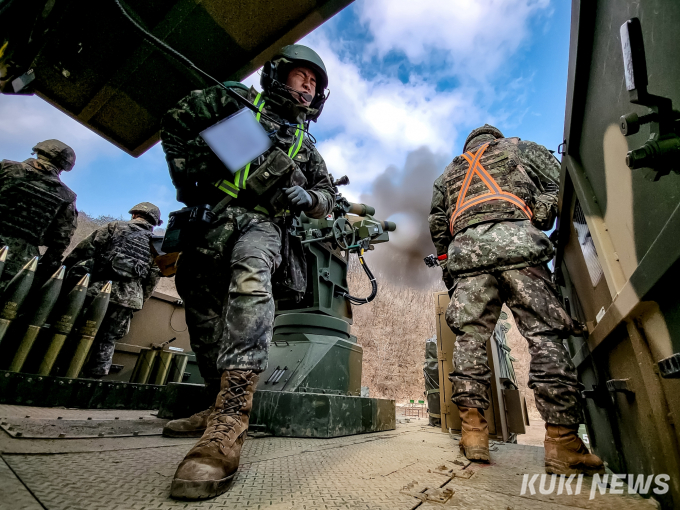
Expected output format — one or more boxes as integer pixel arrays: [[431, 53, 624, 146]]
[[357, 0, 551, 80], [301, 31, 478, 205], [0, 95, 120, 166]]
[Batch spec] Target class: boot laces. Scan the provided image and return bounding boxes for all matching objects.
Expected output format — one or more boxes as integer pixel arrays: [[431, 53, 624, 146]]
[[198, 375, 252, 447]]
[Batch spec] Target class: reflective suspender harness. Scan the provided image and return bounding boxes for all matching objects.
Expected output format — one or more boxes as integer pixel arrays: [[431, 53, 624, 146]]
[[449, 142, 533, 235], [214, 93, 304, 202]]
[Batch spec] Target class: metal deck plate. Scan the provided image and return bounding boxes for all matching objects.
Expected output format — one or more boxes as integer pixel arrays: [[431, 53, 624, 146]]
[[0, 406, 652, 509]]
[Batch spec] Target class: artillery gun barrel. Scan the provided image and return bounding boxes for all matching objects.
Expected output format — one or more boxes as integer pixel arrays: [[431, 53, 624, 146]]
[[9, 266, 66, 372], [38, 274, 90, 376], [347, 203, 376, 217], [0, 256, 39, 345], [0, 246, 8, 281], [65, 281, 112, 378]]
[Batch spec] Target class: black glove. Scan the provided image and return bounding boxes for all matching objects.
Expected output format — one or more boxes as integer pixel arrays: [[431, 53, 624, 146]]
[[284, 186, 313, 210]]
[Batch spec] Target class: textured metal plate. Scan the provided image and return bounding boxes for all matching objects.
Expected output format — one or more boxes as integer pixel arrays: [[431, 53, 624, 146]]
[[0, 409, 651, 510]]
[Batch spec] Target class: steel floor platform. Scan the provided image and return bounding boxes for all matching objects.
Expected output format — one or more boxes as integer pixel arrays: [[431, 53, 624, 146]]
[[0, 405, 654, 510]]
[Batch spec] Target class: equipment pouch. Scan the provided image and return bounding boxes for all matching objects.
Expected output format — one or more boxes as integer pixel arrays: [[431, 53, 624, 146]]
[[161, 204, 215, 253], [247, 147, 296, 196]]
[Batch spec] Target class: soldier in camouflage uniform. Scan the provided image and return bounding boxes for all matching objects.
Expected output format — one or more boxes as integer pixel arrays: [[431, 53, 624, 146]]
[[429, 125, 604, 475], [0, 140, 77, 293], [160, 44, 335, 499], [63, 202, 162, 378]]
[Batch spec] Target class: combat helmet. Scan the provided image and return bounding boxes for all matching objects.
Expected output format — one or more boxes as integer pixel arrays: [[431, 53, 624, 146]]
[[32, 139, 76, 171], [463, 124, 505, 153], [129, 202, 162, 226], [261, 44, 329, 121]]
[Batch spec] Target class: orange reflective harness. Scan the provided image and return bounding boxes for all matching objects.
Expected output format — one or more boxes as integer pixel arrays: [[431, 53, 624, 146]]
[[448, 142, 533, 235]]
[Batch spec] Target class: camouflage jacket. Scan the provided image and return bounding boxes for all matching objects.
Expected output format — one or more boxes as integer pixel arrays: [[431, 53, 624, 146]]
[[160, 84, 334, 218], [429, 135, 559, 279], [63, 219, 161, 310], [0, 158, 77, 287], [160, 83, 335, 295]]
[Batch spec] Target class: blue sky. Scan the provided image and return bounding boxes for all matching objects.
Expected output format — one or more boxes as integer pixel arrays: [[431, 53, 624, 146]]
[[0, 0, 570, 230]]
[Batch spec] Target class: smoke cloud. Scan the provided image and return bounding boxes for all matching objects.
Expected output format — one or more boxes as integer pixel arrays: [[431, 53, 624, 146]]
[[358, 146, 450, 287]]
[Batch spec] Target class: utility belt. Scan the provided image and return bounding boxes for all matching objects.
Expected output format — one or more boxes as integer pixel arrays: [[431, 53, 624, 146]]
[[162, 148, 304, 254]]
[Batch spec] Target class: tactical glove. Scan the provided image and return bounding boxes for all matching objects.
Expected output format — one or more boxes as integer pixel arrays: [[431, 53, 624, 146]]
[[284, 186, 313, 210]]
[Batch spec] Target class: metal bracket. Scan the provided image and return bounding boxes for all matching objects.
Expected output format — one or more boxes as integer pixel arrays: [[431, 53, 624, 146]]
[[619, 18, 680, 181], [606, 378, 635, 395], [657, 353, 680, 378]]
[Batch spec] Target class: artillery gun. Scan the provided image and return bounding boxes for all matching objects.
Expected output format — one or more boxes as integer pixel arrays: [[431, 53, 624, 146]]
[[163, 176, 398, 436], [0, 178, 398, 438]]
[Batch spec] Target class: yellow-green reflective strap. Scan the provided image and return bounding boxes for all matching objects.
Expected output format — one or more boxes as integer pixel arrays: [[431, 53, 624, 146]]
[[236, 94, 266, 189], [288, 124, 304, 159]]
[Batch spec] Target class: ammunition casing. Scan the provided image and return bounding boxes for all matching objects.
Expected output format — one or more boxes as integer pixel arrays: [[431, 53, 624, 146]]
[[9, 325, 41, 372], [131, 348, 158, 384], [153, 350, 174, 385], [64, 282, 111, 378], [38, 333, 68, 376], [65, 335, 95, 379]]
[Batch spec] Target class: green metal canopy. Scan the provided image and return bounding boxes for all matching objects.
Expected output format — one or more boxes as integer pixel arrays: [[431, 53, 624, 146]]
[[0, 0, 353, 156]]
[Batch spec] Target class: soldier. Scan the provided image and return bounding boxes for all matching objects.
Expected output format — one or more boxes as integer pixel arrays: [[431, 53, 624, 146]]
[[63, 202, 163, 378], [429, 125, 604, 476], [160, 44, 335, 499], [0, 140, 77, 293]]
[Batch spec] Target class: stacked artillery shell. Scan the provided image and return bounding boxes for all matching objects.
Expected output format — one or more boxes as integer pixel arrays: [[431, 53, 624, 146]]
[[37, 274, 90, 376], [9, 266, 66, 372], [0, 256, 39, 345], [65, 281, 112, 378], [0, 246, 8, 280]]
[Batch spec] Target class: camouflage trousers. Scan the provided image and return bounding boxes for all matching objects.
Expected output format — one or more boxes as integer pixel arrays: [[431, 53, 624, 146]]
[[445, 264, 584, 426], [175, 210, 282, 379], [83, 304, 134, 377]]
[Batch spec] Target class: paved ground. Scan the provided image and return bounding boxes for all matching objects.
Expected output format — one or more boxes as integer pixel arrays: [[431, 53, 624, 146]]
[[0, 405, 655, 510]]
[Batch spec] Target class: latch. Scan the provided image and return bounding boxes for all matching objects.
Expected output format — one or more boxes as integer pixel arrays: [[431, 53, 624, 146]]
[[606, 378, 635, 395], [619, 18, 680, 181], [657, 353, 680, 379]]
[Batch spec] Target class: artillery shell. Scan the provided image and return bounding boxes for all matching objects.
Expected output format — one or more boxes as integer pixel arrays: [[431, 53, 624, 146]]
[[65, 281, 112, 379], [0, 256, 39, 345], [37, 274, 90, 376], [9, 266, 66, 373]]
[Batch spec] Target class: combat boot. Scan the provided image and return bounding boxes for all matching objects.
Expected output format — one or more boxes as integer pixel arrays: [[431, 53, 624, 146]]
[[163, 378, 220, 438], [458, 406, 490, 462], [170, 370, 259, 500], [544, 424, 605, 476]]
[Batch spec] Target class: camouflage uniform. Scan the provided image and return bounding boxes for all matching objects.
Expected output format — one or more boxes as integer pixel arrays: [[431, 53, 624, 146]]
[[429, 126, 583, 426], [63, 218, 161, 377], [161, 84, 334, 378], [0, 157, 77, 292]]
